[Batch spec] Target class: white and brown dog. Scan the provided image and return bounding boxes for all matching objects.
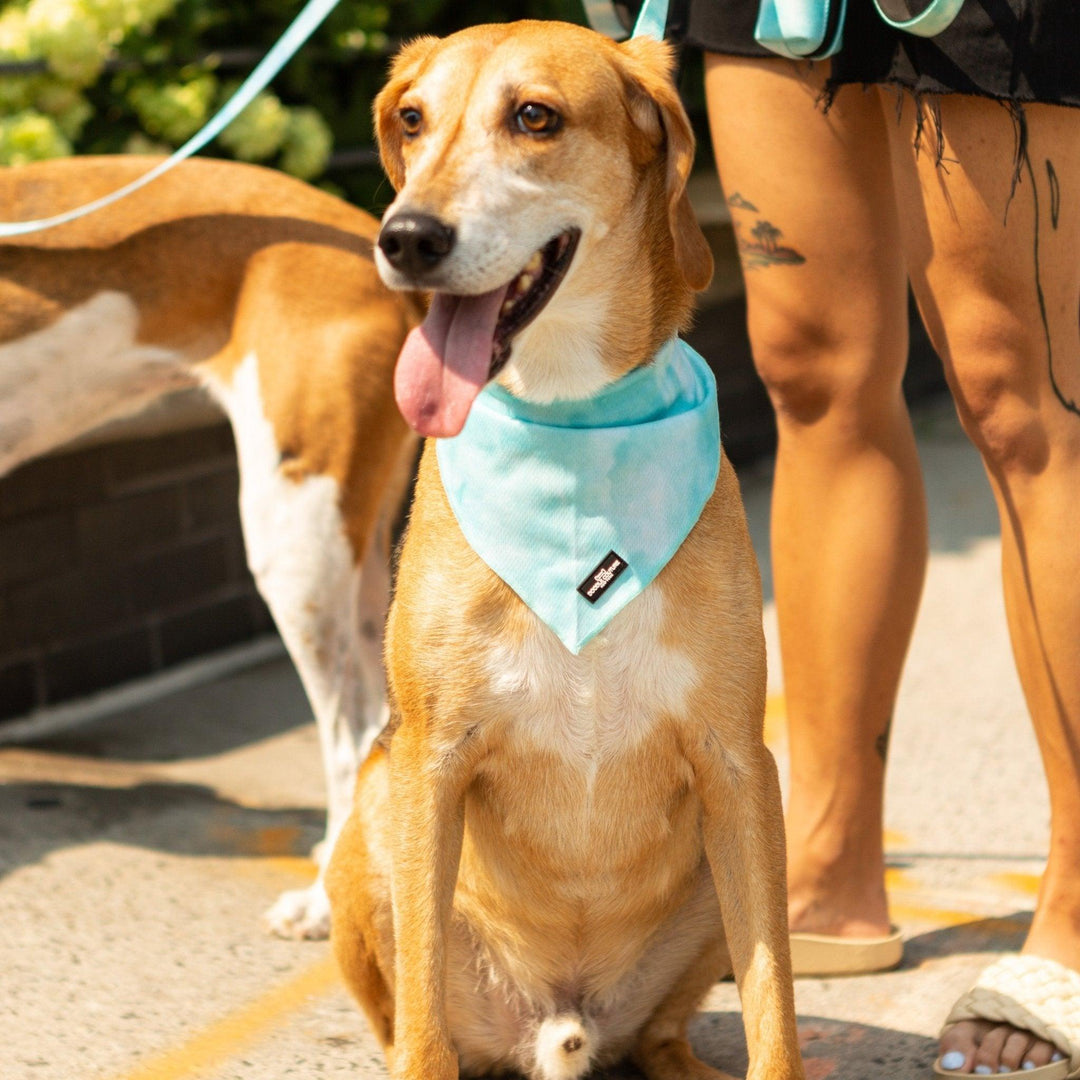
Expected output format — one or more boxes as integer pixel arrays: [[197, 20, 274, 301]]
[[327, 20, 803, 1080], [0, 156, 421, 939]]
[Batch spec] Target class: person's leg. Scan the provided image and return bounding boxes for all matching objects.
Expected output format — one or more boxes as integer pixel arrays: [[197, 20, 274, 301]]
[[704, 57, 928, 940], [886, 91, 1080, 1074]]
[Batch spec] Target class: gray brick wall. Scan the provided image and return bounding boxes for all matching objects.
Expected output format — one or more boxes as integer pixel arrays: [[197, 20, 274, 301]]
[[0, 422, 275, 724]]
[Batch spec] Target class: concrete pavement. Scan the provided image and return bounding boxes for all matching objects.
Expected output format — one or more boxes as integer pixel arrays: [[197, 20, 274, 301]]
[[0, 396, 1049, 1080]]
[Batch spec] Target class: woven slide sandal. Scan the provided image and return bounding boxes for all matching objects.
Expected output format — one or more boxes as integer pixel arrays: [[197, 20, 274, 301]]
[[933, 955, 1080, 1079]]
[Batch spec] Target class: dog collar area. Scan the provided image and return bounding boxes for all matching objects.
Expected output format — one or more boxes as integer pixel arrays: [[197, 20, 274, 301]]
[[435, 337, 721, 654]]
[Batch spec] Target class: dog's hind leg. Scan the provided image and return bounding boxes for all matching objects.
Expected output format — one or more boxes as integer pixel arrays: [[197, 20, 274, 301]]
[[631, 932, 738, 1080], [255, 515, 391, 940], [205, 347, 411, 939]]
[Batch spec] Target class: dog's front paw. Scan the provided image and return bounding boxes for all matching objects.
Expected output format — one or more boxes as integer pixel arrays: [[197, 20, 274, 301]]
[[262, 880, 331, 940]]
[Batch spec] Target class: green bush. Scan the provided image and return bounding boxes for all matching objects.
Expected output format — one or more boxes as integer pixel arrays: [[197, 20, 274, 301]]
[[0, 0, 583, 206]]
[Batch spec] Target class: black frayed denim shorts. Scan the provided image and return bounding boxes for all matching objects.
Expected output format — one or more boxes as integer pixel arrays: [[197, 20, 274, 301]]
[[678, 0, 1080, 109]]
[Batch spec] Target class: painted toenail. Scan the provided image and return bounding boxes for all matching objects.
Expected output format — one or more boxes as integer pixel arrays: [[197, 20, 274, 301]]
[[975, 1066, 993, 1075], [1022, 1063, 1036, 1071], [941, 1052, 966, 1070], [1000, 1067, 1013, 1073], [1052, 1053, 1065, 1063]]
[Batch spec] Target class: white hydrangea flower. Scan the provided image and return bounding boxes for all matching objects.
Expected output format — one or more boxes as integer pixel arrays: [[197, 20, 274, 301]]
[[217, 90, 290, 162], [26, 0, 107, 83], [0, 108, 73, 165], [128, 72, 218, 144], [0, 6, 33, 61]]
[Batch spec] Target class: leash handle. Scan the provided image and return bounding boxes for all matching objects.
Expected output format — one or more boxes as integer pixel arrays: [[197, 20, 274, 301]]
[[755, 0, 963, 59], [0, 0, 342, 238], [754, 0, 847, 59], [873, 0, 964, 37]]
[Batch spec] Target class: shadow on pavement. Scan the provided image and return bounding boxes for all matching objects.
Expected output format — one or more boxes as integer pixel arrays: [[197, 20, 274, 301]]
[[0, 777, 322, 881], [579, 1012, 939, 1079], [904, 912, 1031, 965]]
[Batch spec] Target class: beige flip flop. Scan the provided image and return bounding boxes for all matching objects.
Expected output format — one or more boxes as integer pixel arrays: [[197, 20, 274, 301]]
[[932, 955, 1080, 1079], [789, 927, 904, 977]]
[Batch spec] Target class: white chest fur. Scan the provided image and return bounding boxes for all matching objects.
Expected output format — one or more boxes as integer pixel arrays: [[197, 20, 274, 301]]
[[483, 586, 699, 778]]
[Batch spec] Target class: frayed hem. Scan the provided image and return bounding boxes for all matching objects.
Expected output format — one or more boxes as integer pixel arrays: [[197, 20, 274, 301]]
[[820, 80, 1032, 216]]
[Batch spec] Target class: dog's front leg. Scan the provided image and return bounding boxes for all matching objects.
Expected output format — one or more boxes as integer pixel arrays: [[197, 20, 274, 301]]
[[388, 719, 471, 1080], [692, 736, 804, 1080]]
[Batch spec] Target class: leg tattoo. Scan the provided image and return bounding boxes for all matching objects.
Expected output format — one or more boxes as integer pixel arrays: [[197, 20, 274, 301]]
[[726, 193, 807, 270], [1027, 155, 1079, 419], [875, 715, 893, 764]]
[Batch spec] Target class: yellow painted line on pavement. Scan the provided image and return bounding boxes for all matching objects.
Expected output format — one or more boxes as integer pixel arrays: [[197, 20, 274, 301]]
[[111, 954, 340, 1080], [886, 867, 994, 926], [888, 898, 1008, 928], [991, 871, 1042, 896], [226, 855, 318, 886], [885, 867, 917, 891], [262, 855, 319, 878], [206, 822, 310, 857], [885, 868, 1035, 929]]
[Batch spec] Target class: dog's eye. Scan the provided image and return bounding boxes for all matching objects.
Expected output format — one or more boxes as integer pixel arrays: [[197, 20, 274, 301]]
[[399, 108, 423, 138], [515, 102, 560, 136]]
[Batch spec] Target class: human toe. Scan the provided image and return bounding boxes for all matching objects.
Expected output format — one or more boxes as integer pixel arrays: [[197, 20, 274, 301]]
[[938, 1020, 993, 1073], [970, 1024, 1017, 1074], [998, 1029, 1035, 1072]]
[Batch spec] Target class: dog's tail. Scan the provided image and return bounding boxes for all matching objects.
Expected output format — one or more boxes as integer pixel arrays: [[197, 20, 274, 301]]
[[534, 1013, 594, 1080]]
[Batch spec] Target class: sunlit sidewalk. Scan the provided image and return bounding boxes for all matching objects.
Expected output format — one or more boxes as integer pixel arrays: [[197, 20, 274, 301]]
[[0, 397, 1046, 1080]]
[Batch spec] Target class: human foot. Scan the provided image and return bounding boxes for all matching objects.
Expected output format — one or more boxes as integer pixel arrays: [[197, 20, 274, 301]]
[[785, 824, 900, 975], [936, 1018, 1064, 1075], [784, 756, 892, 937], [785, 829, 892, 940], [787, 880, 893, 940], [934, 955, 1080, 1077]]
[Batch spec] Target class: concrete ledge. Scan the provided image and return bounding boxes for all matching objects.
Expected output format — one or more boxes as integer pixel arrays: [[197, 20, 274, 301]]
[[0, 634, 286, 745]]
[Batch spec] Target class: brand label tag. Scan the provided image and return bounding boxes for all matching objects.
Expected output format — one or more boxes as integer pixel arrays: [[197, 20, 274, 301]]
[[577, 551, 629, 604]]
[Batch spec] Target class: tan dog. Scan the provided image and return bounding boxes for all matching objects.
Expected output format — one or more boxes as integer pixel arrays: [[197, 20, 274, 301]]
[[0, 157, 420, 938], [326, 19, 803, 1080]]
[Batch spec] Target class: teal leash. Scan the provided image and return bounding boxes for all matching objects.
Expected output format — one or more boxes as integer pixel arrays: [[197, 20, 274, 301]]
[[629, 0, 669, 40], [756, 0, 965, 59], [873, 0, 965, 38], [0, 0, 342, 238]]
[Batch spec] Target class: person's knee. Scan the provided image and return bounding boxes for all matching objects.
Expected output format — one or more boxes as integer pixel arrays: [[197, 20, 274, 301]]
[[942, 315, 1056, 476], [749, 308, 905, 428], [952, 371, 1049, 476]]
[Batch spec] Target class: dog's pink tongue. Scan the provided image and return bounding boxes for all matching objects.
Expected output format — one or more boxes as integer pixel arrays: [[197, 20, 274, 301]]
[[394, 287, 507, 437]]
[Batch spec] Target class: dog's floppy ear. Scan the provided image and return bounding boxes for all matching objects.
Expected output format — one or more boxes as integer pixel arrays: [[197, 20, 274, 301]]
[[616, 35, 713, 292], [373, 35, 439, 191]]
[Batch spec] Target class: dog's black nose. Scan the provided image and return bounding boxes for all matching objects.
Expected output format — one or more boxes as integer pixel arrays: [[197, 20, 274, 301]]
[[378, 213, 456, 277]]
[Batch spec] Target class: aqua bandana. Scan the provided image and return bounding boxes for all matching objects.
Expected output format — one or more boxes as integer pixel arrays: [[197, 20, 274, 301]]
[[435, 337, 720, 654]]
